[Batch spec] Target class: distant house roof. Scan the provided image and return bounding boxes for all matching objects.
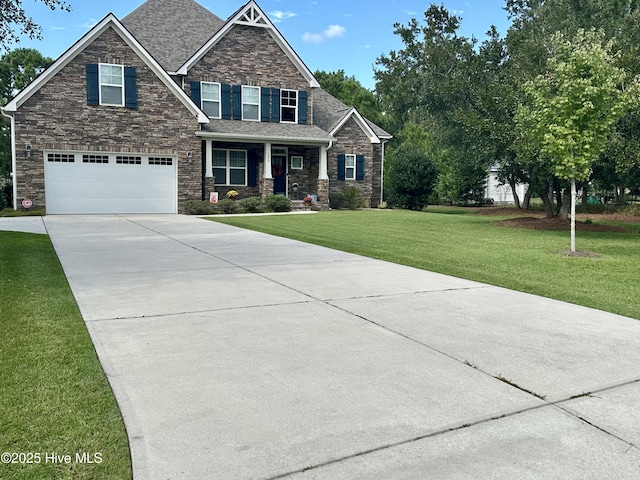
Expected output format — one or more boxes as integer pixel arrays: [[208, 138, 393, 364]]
[[122, 0, 225, 72]]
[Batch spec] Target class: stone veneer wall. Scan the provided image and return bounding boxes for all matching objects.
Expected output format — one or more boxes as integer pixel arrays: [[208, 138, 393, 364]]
[[12, 27, 203, 211], [184, 24, 310, 124], [327, 117, 376, 207]]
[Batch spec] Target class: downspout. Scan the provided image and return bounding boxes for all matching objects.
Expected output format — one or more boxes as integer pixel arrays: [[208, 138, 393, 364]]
[[380, 140, 386, 205], [1, 109, 17, 210]]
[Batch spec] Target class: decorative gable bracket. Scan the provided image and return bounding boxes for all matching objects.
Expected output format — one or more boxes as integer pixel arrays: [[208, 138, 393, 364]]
[[237, 5, 268, 26]]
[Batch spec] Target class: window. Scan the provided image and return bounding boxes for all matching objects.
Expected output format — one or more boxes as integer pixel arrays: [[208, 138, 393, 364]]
[[148, 157, 173, 166], [99, 64, 124, 106], [201, 82, 221, 118], [116, 156, 142, 165], [83, 154, 109, 164], [242, 86, 260, 121], [290, 156, 303, 170], [47, 153, 75, 163], [281, 90, 297, 123], [213, 149, 247, 186], [345, 154, 356, 180]]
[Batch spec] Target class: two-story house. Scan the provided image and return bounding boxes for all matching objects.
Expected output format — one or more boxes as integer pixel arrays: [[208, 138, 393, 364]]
[[1, 0, 391, 214]]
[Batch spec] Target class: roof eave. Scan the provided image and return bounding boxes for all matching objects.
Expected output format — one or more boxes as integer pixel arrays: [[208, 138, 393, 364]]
[[195, 130, 334, 145], [330, 108, 381, 144], [4, 13, 209, 124]]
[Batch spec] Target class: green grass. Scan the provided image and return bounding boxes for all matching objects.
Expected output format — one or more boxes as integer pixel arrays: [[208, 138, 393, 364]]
[[0, 232, 132, 480], [209, 208, 640, 320]]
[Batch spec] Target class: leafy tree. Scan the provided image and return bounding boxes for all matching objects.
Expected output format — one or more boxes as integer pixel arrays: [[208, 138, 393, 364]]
[[1, 48, 53, 176], [386, 145, 438, 210], [1, 1, 72, 52], [516, 29, 635, 251], [314, 69, 383, 127]]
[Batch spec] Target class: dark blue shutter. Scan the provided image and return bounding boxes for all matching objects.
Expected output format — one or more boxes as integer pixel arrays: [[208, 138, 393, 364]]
[[261, 87, 271, 122], [190, 81, 201, 107], [221, 84, 231, 120], [356, 154, 365, 180], [248, 151, 258, 187], [271, 88, 280, 122], [124, 67, 137, 109], [337, 154, 346, 180], [86, 64, 99, 106], [232, 85, 242, 120], [298, 90, 308, 124]]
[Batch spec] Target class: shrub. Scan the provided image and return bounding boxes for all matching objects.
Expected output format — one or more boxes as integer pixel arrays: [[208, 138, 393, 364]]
[[216, 198, 238, 214], [181, 200, 215, 215], [239, 196, 262, 213], [342, 187, 366, 210], [265, 194, 291, 212], [329, 193, 343, 209], [386, 145, 438, 210]]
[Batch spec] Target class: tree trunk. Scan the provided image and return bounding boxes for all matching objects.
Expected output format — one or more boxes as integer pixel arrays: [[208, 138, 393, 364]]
[[570, 177, 577, 252], [559, 188, 570, 219], [508, 177, 521, 209], [538, 185, 555, 218], [522, 184, 534, 210]]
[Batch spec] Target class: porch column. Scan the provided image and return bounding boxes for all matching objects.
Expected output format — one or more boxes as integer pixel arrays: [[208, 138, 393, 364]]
[[263, 142, 272, 179], [319, 144, 329, 180], [317, 144, 330, 210], [262, 142, 273, 199], [205, 140, 213, 178]]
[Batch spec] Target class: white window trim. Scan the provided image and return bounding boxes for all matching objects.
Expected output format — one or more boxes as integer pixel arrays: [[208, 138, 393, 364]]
[[201, 81, 221, 119], [290, 156, 303, 170], [98, 63, 124, 107], [345, 154, 356, 180], [280, 89, 298, 124], [212, 148, 248, 186], [241, 85, 260, 121]]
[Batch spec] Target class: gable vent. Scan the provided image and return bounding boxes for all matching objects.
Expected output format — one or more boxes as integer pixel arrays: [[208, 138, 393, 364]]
[[237, 6, 268, 26]]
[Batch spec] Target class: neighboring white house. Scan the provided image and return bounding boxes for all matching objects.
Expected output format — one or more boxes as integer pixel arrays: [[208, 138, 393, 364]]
[[485, 165, 528, 205]]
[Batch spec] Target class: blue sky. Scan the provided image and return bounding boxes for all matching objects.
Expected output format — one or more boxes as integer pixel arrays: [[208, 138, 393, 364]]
[[14, 0, 511, 90]]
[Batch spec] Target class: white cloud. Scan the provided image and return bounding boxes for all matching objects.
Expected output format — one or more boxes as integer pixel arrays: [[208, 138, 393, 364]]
[[302, 32, 324, 43], [82, 18, 98, 29], [303, 23, 347, 43], [269, 10, 297, 23], [324, 24, 346, 38]]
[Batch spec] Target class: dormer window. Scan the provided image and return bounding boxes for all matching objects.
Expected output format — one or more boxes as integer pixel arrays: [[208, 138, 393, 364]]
[[242, 86, 260, 121], [201, 82, 221, 118], [281, 89, 297, 123]]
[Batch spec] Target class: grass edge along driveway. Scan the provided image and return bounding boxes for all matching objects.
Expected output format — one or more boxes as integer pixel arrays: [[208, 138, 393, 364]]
[[0, 231, 132, 480], [209, 208, 640, 320]]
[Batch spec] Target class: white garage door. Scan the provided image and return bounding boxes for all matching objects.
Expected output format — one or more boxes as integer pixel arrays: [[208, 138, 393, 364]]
[[44, 151, 177, 214]]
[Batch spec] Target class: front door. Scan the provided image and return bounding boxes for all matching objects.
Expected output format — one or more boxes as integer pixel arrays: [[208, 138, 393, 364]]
[[272, 155, 287, 195]]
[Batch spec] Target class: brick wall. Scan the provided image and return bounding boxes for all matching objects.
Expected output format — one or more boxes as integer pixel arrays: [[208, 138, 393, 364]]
[[328, 117, 377, 207], [12, 27, 203, 211]]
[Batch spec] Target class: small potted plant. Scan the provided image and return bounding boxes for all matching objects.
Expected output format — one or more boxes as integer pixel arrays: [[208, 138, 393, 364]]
[[303, 196, 312, 206], [226, 190, 239, 200]]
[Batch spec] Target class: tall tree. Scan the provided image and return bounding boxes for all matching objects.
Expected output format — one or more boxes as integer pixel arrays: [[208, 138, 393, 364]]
[[516, 29, 634, 251], [314, 69, 383, 127], [1, 0, 71, 52]]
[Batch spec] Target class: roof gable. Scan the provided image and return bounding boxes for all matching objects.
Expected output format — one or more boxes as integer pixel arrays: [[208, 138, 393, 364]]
[[177, 0, 320, 88], [122, 0, 224, 72], [3, 13, 208, 123]]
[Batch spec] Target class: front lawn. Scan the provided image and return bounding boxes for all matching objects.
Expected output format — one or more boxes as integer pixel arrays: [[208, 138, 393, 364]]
[[209, 208, 640, 320], [0, 232, 132, 480]]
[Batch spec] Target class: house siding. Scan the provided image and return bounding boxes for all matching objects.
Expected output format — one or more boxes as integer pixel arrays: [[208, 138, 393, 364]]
[[184, 24, 310, 124], [12, 27, 202, 211], [328, 117, 376, 207]]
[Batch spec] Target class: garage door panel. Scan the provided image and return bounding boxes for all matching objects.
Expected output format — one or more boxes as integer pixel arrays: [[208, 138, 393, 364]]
[[44, 152, 177, 214]]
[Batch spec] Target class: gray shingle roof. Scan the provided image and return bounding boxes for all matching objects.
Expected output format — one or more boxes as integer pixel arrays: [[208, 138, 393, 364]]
[[122, 0, 224, 71], [312, 88, 392, 139], [201, 119, 335, 143]]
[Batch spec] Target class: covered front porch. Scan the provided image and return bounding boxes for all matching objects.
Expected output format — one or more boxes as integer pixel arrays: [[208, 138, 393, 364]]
[[197, 120, 335, 209]]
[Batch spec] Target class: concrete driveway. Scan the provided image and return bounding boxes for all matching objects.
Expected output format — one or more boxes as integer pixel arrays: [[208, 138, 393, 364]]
[[39, 214, 640, 479]]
